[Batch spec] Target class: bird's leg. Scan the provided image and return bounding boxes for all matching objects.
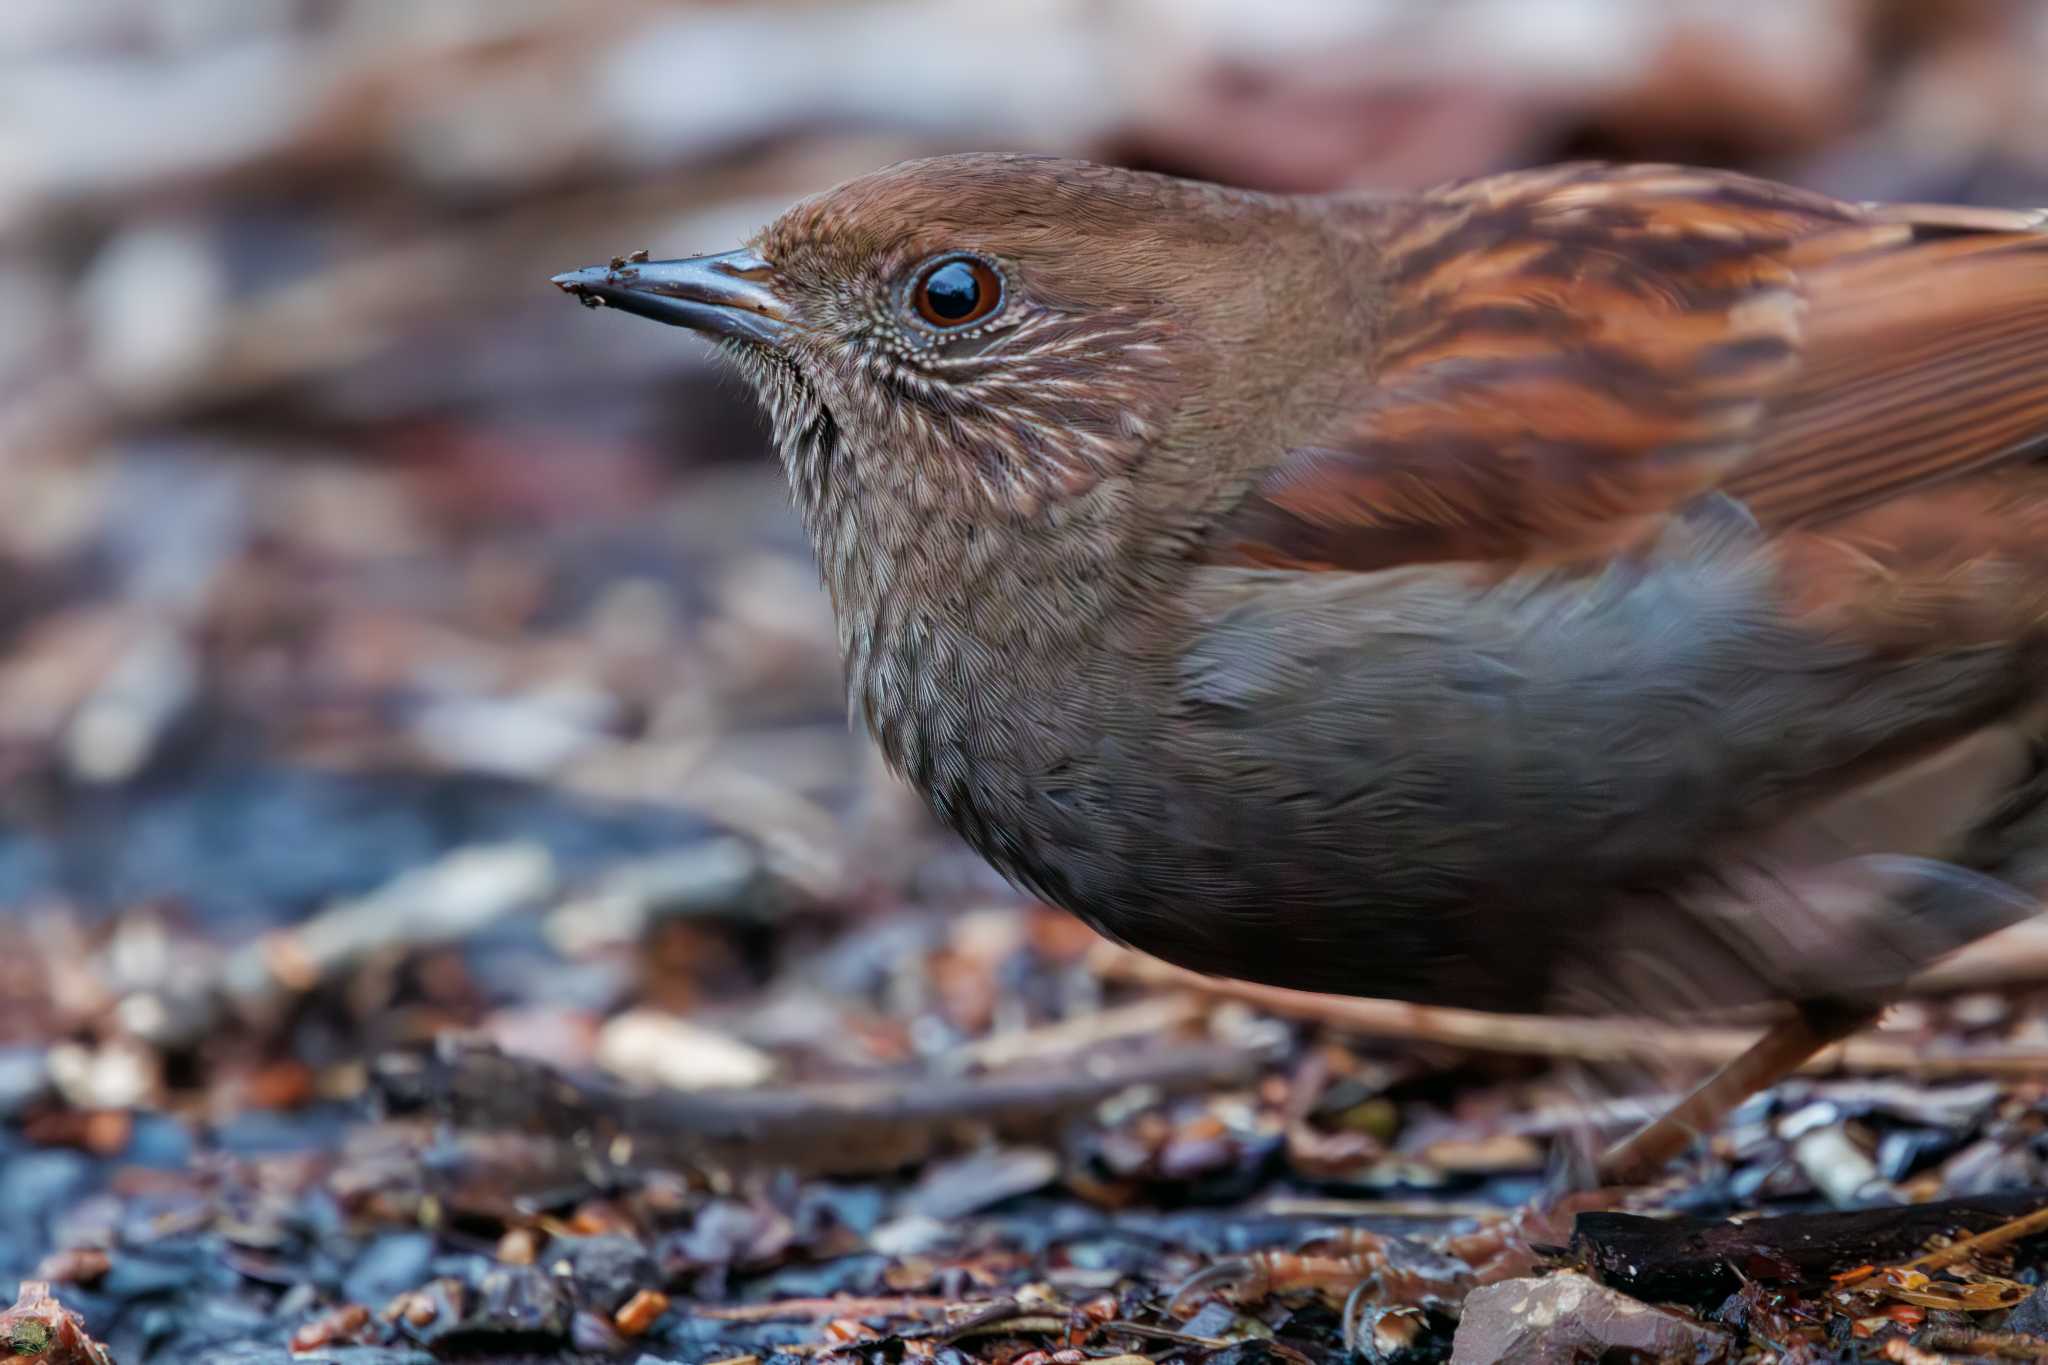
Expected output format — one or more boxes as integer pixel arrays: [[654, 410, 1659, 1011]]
[[1595, 999, 1874, 1185]]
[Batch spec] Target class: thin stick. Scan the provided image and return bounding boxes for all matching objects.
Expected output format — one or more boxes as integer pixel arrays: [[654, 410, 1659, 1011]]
[[1258, 1195, 1509, 1222], [1897, 1201, 2048, 1276], [693, 1296, 968, 1323], [1915, 1328, 2048, 1360], [1096, 949, 2048, 1076], [950, 995, 1203, 1069]]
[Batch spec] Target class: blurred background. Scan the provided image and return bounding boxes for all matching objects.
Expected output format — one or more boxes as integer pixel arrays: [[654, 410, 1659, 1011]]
[[9, 3, 2048, 1361]]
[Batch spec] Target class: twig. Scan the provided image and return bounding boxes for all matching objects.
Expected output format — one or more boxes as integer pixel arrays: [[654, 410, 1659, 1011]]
[[374, 1033, 1279, 1177], [925, 1299, 1029, 1344], [124, 843, 556, 1049], [1257, 1196, 1508, 1223], [941, 1317, 1071, 1341], [1915, 1329, 2048, 1361], [948, 995, 1205, 1071], [1911, 919, 2048, 995], [1095, 948, 2048, 1076], [1101, 1322, 1230, 1349], [693, 1296, 967, 1323], [1896, 1200, 2048, 1276]]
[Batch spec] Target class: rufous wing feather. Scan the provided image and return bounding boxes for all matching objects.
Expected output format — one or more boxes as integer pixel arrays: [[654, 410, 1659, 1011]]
[[1202, 165, 2048, 575]]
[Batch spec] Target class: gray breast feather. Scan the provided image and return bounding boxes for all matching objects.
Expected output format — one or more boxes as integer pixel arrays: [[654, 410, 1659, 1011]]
[[1005, 544, 2032, 1011]]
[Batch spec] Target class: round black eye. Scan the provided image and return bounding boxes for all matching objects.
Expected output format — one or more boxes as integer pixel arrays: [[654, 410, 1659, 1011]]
[[912, 256, 1002, 328]]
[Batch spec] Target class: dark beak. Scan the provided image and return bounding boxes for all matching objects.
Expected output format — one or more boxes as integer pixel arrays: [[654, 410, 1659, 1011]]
[[550, 248, 790, 346]]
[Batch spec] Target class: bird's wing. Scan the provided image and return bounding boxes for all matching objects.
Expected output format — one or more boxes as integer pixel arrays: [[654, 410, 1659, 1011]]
[[1178, 166, 2048, 1014], [1201, 163, 2048, 576]]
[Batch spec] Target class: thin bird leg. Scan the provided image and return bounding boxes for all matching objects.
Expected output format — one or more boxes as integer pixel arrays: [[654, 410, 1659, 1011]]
[[1596, 1001, 1874, 1185]]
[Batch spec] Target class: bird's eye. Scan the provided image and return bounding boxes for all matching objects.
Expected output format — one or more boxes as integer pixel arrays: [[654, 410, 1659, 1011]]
[[910, 255, 1003, 329]]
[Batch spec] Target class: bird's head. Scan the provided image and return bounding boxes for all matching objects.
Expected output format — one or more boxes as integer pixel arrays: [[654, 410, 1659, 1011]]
[[554, 155, 1367, 545]]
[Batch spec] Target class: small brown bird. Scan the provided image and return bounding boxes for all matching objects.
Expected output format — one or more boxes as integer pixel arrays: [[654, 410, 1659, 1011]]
[[555, 156, 2048, 1181]]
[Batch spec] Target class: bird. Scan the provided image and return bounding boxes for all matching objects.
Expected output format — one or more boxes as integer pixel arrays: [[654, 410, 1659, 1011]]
[[553, 155, 2048, 1182]]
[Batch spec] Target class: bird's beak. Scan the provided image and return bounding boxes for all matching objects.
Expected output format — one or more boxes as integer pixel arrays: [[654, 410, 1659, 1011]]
[[550, 248, 790, 346]]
